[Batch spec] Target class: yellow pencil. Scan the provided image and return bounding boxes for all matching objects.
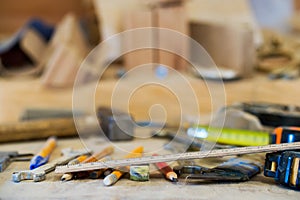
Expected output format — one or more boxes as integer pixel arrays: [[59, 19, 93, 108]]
[[61, 146, 114, 181], [30, 136, 57, 169], [68, 155, 89, 165], [103, 146, 144, 186]]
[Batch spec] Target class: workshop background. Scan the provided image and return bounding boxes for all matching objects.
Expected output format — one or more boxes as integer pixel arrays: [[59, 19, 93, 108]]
[[1, 0, 300, 199]]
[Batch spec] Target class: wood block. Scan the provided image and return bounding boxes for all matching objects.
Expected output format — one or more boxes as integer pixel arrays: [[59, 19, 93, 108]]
[[41, 13, 90, 87], [190, 21, 254, 77], [123, 10, 153, 70], [157, 5, 188, 70], [123, 3, 188, 71]]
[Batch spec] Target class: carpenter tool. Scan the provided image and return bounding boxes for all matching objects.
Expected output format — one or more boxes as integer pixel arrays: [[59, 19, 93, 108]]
[[0, 151, 33, 172], [264, 151, 300, 190], [272, 127, 300, 144], [188, 125, 300, 146], [229, 102, 300, 127], [173, 158, 261, 182], [30, 136, 57, 169], [97, 107, 134, 141], [0, 118, 80, 143], [12, 148, 91, 182], [187, 125, 271, 146], [55, 142, 300, 174], [0, 107, 132, 143], [20, 108, 84, 121]]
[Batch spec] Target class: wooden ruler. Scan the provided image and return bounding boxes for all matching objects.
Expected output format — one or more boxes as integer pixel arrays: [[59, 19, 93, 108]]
[[55, 142, 300, 174]]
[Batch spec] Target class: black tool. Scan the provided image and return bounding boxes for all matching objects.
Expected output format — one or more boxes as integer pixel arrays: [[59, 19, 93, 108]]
[[230, 102, 300, 127], [264, 151, 300, 190], [97, 107, 134, 141], [173, 158, 261, 183], [0, 151, 33, 172]]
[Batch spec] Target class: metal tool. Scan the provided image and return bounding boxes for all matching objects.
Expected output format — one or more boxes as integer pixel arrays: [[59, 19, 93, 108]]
[[20, 108, 84, 121], [97, 107, 134, 141], [272, 126, 300, 144], [55, 142, 300, 174], [12, 148, 91, 182], [0, 151, 33, 172], [229, 102, 300, 127], [173, 158, 261, 182], [264, 151, 300, 190]]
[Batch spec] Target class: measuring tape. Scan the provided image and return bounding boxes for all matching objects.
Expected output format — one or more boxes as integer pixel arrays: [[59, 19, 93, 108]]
[[55, 142, 300, 174], [187, 126, 270, 146]]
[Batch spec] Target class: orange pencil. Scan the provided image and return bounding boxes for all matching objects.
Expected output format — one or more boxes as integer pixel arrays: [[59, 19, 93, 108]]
[[61, 146, 114, 181], [82, 146, 114, 163], [103, 146, 144, 186]]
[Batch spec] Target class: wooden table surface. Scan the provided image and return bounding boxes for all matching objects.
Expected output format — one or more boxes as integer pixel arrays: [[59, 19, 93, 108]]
[[0, 71, 300, 199]]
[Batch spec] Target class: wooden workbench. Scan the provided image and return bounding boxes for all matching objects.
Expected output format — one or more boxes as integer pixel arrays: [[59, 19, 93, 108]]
[[0, 71, 300, 199]]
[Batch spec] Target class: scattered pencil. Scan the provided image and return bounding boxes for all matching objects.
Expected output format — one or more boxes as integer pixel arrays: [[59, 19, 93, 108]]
[[103, 171, 122, 186], [103, 146, 144, 186], [153, 153, 178, 182], [61, 173, 73, 182], [61, 146, 113, 182], [67, 155, 88, 165]]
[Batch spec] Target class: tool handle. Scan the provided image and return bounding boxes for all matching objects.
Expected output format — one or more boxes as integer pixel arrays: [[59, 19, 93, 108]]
[[0, 118, 77, 143]]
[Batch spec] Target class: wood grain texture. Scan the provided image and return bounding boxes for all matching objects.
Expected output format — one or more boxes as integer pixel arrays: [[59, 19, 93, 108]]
[[0, 118, 77, 143], [0, 71, 299, 124]]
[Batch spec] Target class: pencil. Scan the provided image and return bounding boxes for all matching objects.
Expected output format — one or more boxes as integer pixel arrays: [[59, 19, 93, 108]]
[[61, 155, 89, 181], [29, 136, 57, 170], [82, 146, 114, 163], [153, 153, 178, 182], [61, 146, 114, 181], [89, 157, 111, 179], [68, 155, 89, 165], [103, 146, 144, 186]]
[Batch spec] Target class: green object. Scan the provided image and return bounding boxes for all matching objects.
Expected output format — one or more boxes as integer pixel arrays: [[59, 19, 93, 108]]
[[187, 125, 271, 146], [130, 165, 150, 181]]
